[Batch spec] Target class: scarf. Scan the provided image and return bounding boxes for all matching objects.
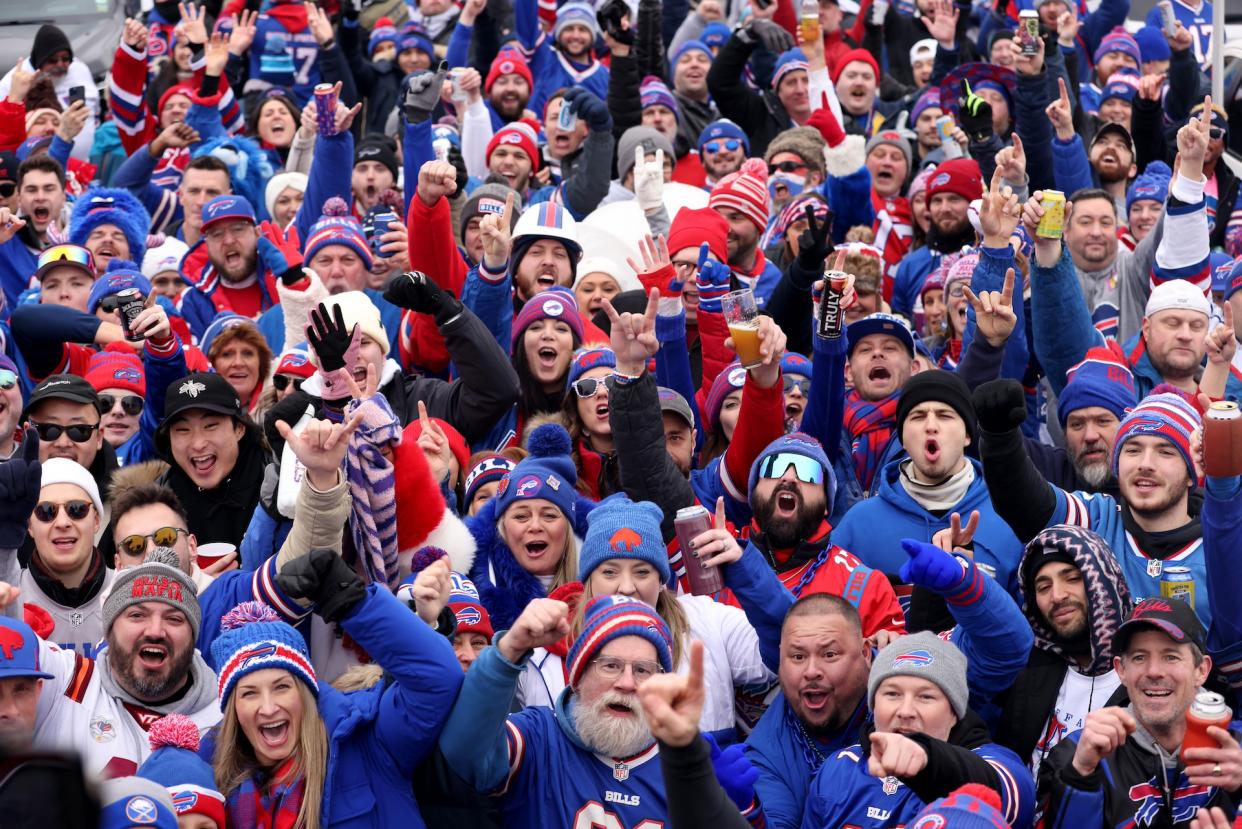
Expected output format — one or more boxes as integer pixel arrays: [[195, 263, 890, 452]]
[[227, 757, 306, 829], [28, 549, 106, 608], [898, 459, 974, 512], [345, 393, 401, 588], [96, 646, 220, 718], [410, 6, 458, 39], [843, 389, 899, 491]]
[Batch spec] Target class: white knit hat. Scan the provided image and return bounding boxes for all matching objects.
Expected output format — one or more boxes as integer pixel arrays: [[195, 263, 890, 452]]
[[1145, 280, 1211, 320], [40, 457, 103, 518], [264, 171, 309, 220], [141, 236, 190, 280], [574, 257, 643, 294], [309, 291, 389, 366]]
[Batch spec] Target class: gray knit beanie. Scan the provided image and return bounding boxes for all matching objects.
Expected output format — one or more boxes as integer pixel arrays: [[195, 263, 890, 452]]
[[459, 182, 522, 244], [617, 126, 676, 181], [867, 631, 969, 719], [104, 548, 201, 639]]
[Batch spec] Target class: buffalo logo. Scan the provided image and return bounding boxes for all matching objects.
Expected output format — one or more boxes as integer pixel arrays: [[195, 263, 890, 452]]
[[125, 796, 159, 823], [1129, 774, 1211, 825], [39, 379, 70, 389], [499, 60, 515, 74], [515, 475, 542, 497], [282, 353, 308, 368], [930, 172, 951, 188], [911, 816, 945, 829], [496, 476, 510, 497], [727, 367, 747, 387], [113, 368, 142, 384], [178, 379, 207, 397], [500, 132, 523, 146], [478, 198, 506, 216], [171, 790, 199, 814], [0, 625, 27, 660], [544, 299, 564, 317], [610, 528, 642, 555], [892, 649, 934, 667], [450, 572, 479, 598], [454, 606, 482, 626], [236, 644, 279, 670], [204, 199, 233, 218]]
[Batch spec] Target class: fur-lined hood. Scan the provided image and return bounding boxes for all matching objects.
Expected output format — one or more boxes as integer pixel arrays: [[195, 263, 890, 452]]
[[108, 459, 171, 504]]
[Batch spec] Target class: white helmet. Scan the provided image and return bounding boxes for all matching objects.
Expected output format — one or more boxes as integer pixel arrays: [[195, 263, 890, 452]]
[[512, 202, 583, 262]]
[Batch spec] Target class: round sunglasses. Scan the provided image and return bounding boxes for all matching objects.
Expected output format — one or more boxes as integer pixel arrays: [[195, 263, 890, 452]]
[[99, 394, 144, 416], [119, 526, 188, 558]]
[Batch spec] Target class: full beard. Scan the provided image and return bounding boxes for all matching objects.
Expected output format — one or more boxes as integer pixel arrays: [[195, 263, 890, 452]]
[[756, 483, 825, 550], [108, 637, 194, 701], [927, 218, 976, 254], [213, 249, 259, 284], [574, 691, 654, 758]]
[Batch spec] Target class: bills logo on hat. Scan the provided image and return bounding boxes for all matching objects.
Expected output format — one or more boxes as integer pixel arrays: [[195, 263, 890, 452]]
[[727, 367, 747, 386], [931, 172, 950, 188], [455, 606, 483, 626], [358, 146, 381, 158], [609, 528, 642, 555], [236, 643, 279, 669], [171, 791, 200, 814], [283, 353, 308, 368], [125, 796, 159, 823], [911, 814, 945, 828], [205, 199, 233, 218], [499, 59, 515, 74], [0, 626, 27, 660], [515, 475, 542, 497], [113, 368, 142, 384], [894, 649, 934, 667], [544, 299, 564, 317], [478, 198, 506, 215]]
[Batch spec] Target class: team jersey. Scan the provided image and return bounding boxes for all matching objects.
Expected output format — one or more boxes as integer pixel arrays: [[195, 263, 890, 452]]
[[19, 568, 116, 659], [1144, 0, 1213, 68]]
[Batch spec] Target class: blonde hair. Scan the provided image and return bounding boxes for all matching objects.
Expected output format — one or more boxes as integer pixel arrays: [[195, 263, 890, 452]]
[[214, 679, 328, 829], [331, 664, 384, 692], [498, 516, 579, 590], [574, 580, 690, 670]]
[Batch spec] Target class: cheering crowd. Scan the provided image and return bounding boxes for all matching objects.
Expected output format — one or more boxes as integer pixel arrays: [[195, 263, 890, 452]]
[[0, 0, 1237, 825]]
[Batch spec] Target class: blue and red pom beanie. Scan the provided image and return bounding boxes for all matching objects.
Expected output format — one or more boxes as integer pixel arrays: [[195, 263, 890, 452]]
[[1111, 391, 1201, 479], [512, 286, 586, 347], [1057, 342, 1137, 426], [304, 196, 374, 269], [493, 422, 579, 523], [578, 494, 670, 584], [908, 783, 1009, 828], [702, 362, 748, 433], [1126, 160, 1171, 215], [136, 713, 226, 828], [566, 595, 673, 687], [211, 601, 318, 705]]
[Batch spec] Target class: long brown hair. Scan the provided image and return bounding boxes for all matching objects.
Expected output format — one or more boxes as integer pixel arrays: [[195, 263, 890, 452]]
[[574, 579, 690, 670], [214, 679, 328, 829]]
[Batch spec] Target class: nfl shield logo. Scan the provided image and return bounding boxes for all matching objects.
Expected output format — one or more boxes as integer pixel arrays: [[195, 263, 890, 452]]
[[613, 762, 629, 782], [882, 776, 899, 795], [1147, 558, 1162, 578]]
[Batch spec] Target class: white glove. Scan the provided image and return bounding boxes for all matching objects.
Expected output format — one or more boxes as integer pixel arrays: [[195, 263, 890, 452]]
[[634, 146, 665, 214], [870, 0, 889, 25]]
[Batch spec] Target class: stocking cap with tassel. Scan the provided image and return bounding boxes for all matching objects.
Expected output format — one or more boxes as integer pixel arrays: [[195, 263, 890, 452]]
[[136, 713, 226, 828], [393, 420, 477, 576]]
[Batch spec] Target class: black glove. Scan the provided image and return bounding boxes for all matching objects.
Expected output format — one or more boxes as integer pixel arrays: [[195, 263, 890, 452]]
[[741, 19, 795, 54], [305, 301, 356, 373], [959, 83, 994, 143], [796, 204, 835, 271], [563, 87, 613, 133], [597, 0, 635, 45], [276, 548, 368, 624], [403, 61, 450, 124], [383, 271, 464, 326], [263, 390, 314, 459], [972, 379, 1027, 435], [0, 430, 41, 549], [446, 143, 469, 197]]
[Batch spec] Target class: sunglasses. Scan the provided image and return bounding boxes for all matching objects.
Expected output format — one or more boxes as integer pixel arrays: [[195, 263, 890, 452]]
[[783, 376, 810, 394], [768, 160, 807, 175], [758, 451, 825, 484], [273, 375, 304, 392], [572, 375, 615, 398], [37, 244, 93, 273], [99, 394, 144, 416], [33, 500, 93, 523], [0, 182, 14, 198], [1209, 127, 1225, 141], [0, 370, 15, 391], [703, 139, 741, 154], [30, 422, 99, 443], [119, 526, 188, 558]]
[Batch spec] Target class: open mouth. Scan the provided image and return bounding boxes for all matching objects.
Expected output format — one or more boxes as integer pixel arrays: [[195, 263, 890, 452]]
[[606, 701, 635, 716], [785, 402, 804, 420], [525, 540, 549, 560], [775, 488, 799, 517], [801, 686, 829, 710], [50, 535, 79, 551], [553, 134, 571, 151], [225, 251, 243, 268], [535, 267, 558, 287], [537, 346, 558, 369], [1140, 687, 1172, 702], [190, 454, 217, 477], [594, 402, 610, 420], [869, 366, 891, 382], [33, 206, 50, 223], [137, 642, 169, 671], [924, 438, 941, 464], [258, 720, 290, 748], [875, 169, 894, 184]]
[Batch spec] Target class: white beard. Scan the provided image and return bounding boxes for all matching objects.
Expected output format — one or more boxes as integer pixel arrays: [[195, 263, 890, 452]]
[[574, 691, 654, 758]]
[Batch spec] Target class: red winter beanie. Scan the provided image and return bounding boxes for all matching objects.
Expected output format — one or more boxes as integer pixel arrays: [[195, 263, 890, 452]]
[[485, 49, 534, 94], [85, 347, 146, 396], [486, 121, 541, 172], [708, 158, 770, 231], [832, 48, 881, 84], [926, 158, 984, 203], [667, 206, 729, 262]]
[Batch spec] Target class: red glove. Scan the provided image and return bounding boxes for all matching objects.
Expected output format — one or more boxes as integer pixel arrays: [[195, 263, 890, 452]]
[[807, 94, 846, 148], [258, 220, 304, 278], [23, 602, 54, 640], [638, 262, 683, 299]]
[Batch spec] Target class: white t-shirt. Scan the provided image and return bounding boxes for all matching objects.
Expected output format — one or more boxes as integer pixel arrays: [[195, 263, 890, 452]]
[[1030, 666, 1122, 773]]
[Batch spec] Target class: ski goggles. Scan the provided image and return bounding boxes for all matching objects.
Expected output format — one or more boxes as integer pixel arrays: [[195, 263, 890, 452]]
[[757, 451, 824, 485]]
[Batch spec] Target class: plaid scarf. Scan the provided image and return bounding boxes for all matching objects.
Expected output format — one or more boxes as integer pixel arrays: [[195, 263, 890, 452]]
[[345, 394, 402, 588], [227, 758, 306, 829], [843, 390, 899, 491]]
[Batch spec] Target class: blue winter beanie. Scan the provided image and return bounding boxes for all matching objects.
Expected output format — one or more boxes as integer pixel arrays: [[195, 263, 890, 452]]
[[698, 119, 750, 154], [211, 601, 318, 706], [88, 259, 152, 313], [747, 432, 836, 509], [260, 32, 296, 79], [198, 312, 250, 359], [566, 346, 617, 390], [136, 713, 226, 826], [368, 17, 399, 54], [701, 22, 730, 50], [1133, 25, 1171, 63], [69, 187, 152, 266], [566, 596, 673, 687], [670, 40, 713, 69], [780, 352, 811, 381], [493, 423, 579, 523], [1126, 160, 1171, 215], [578, 494, 670, 584], [908, 783, 1009, 828], [1057, 344, 1137, 426]]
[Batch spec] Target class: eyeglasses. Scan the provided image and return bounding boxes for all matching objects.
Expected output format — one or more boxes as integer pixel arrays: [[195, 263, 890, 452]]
[[783, 376, 810, 394], [273, 375, 304, 392], [672, 260, 699, 275], [0, 182, 15, 198], [703, 139, 741, 154], [37, 244, 94, 273], [758, 451, 825, 484], [119, 527, 188, 558], [592, 655, 664, 682], [99, 394, 144, 416], [0, 370, 16, 390], [30, 422, 99, 443], [947, 283, 966, 299], [33, 500, 92, 523], [768, 160, 807, 175], [572, 375, 615, 398]]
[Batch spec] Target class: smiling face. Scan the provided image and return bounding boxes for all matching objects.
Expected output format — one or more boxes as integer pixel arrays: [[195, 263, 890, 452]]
[[29, 481, 98, 583], [272, 186, 304, 229], [489, 145, 534, 192], [1127, 199, 1161, 242], [113, 501, 195, 573], [205, 221, 260, 284], [501, 498, 569, 576], [1098, 97, 1132, 130], [866, 145, 908, 198], [234, 668, 306, 766], [701, 140, 745, 182], [872, 675, 957, 741], [990, 36, 1018, 67], [848, 334, 913, 401], [557, 22, 595, 59], [515, 240, 572, 301], [914, 108, 943, 151], [212, 339, 261, 403], [1141, 309, 1208, 383], [1089, 133, 1136, 184], [490, 74, 531, 121], [19, 169, 65, 237], [718, 208, 760, 265], [28, 398, 102, 468], [1064, 196, 1118, 270], [258, 100, 297, 148], [159, 92, 191, 128], [1064, 406, 1120, 488], [39, 265, 94, 313], [1096, 50, 1138, 85], [97, 385, 142, 447], [106, 601, 195, 703], [168, 411, 245, 489], [1114, 629, 1209, 736], [85, 225, 131, 273], [574, 271, 620, 315], [674, 49, 711, 96], [777, 70, 811, 121], [780, 612, 870, 735], [835, 63, 877, 116], [1033, 561, 1089, 641], [1116, 434, 1192, 521], [572, 635, 657, 758], [901, 401, 970, 484], [928, 192, 970, 236], [522, 317, 576, 392]]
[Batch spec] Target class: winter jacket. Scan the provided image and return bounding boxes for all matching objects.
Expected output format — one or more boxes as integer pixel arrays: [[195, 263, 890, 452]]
[[0, 58, 98, 160], [1202, 475, 1242, 698], [0, 225, 43, 316], [830, 457, 1026, 597], [706, 34, 796, 158], [1039, 718, 1241, 828], [802, 714, 1035, 829], [514, 0, 608, 117], [339, 19, 403, 136]]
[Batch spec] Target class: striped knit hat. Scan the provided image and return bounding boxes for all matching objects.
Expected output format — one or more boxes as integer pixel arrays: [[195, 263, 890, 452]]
[[702, 362, 747, 432], [304, 197, 373, 269], [1057, 342, 1136, 426], [85, 347, 146, 396], [368, 17, 399, 54], [708, 158, 770, 231], [211, 602, 317, 705], [771, 48, 808, 91], [566, 346, 616, 389], [464, 453, 517, 507], [640, 76, 679, 117], [136, 714, 226, 828], [448, 573, 494, 641], [511, 286, 585, 346], [1111, 391, 1201, 479], [566, 595, 673, 687]]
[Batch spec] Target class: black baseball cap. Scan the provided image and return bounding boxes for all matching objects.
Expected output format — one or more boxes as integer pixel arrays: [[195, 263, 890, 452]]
[[1113, 597, 1207, 657], [1090, 122, 1136, 157], [0, 151, 17, 184], [161, 372, 244, 422], [21, 374, 101, 422]]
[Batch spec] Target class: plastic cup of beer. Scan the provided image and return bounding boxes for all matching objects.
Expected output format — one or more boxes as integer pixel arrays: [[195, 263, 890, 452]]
[[721, 289, 763, 369]]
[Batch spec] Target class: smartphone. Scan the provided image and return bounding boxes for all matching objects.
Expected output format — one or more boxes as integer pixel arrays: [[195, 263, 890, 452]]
[[557, 101, 578, 132], [68, 86, 85, 106], [1158, 1, 1178, 38]]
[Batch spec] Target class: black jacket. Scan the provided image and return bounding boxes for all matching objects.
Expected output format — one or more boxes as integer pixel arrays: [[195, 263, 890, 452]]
[[157, 425, 269, 549], [706, 34, 793, 158]]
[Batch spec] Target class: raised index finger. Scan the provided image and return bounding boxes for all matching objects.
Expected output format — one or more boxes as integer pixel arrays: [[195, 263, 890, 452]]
[[502, 191, 516, 226], [1058, 76, 1069, 105], [714, 496, 727, 529], [687, 640, 705, 694], [1000, 267, 1015, 306], [418, 399, 432, 433]]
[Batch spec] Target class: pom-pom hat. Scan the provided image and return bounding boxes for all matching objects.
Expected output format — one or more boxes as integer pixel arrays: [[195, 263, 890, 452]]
[[448, 573, 494, 641], [136, 713, 226, 828], [909, 783, 1009, 828], [88, 259, 153, 314], [464, 453, 517, 507], [492, 423, 579, 523], [708, 158, 770, 231], [566, 595, 673, 687], [211, 601, 317, 705], [304, 196, 374, 269]]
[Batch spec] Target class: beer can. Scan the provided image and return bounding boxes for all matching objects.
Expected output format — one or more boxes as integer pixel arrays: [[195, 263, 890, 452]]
[[1019, 10, 1040, 54], [1158, 0, 1178, 37], [115, 288, 147, 342], [1160, 566, 1195, 605], [364, 210, 399, 260], [1036, 190, 1066, 239], [936, 115, 962, 159], [674, 505, 724, 596], [314, 83, 338, 136], [449, 68, 470, 104], [1204, 401, 1242, 477], [817, 270, 848, 340]]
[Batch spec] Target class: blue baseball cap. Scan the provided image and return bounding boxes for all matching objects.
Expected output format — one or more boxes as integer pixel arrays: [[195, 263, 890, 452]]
[[200, 194, 257, 233], [846, 312, 916, 356], [0, 617, 54, 679]]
